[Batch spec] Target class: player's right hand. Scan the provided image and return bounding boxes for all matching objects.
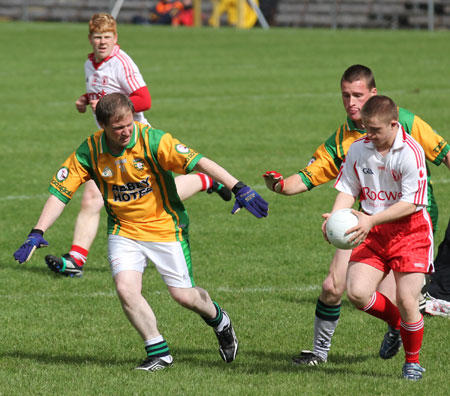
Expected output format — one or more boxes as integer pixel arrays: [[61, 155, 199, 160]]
[[263, 171, 284, 193], [13, 230, 48, 264], [75, 94, 89, 113]]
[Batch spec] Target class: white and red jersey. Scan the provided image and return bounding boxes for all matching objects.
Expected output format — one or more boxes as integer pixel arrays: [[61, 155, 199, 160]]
[[335, 124, 428, 215], [84, 44, 149, 125]]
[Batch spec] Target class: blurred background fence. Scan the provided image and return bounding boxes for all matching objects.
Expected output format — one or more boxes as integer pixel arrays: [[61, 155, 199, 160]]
[[1, 0, 449, 29]]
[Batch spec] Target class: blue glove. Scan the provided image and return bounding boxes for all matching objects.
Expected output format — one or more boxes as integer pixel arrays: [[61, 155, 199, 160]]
[[231, 182, 269, 218], [13, 229, 48, 264]]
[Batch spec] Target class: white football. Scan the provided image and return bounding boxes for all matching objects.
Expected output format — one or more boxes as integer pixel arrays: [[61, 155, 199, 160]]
[[326, 208, 360, 250]]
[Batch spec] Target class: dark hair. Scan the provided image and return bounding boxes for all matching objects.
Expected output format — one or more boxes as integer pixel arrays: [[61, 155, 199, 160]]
[[361, 95, 398, 124], [96, 93, 134, 127], [341, 64, 376, 90]]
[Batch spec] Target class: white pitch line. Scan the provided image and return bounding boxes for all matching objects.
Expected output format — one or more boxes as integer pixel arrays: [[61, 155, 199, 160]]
[[0, 193, 49, 202], [216, 285, 320, 293], [44, 87, 450, 107], [0, 285, 320, 300]]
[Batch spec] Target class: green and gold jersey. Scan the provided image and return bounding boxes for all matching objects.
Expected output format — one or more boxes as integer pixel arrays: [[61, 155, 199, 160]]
[[49, 121, 203, 242], [299, 107, 449, 229], [299, 107, 448, 189]]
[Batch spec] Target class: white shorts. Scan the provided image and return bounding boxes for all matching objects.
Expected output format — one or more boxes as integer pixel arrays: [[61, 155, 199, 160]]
[[108, 234, 195, 288]]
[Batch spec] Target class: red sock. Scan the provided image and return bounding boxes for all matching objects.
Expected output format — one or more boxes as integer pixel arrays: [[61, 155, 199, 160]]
[[69, 245, 88, 267], [401, 316, 424, 364], [361, 292, 401, 329], [197, 173, 213, 191]]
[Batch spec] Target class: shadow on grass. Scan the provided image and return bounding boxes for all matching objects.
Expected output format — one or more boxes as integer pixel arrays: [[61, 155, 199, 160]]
[[172, 346, 395, 379], [2, 348, 396, 379], [7, 262, 109, 277]]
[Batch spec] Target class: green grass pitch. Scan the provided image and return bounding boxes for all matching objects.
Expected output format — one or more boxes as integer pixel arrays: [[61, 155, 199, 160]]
[[0, 21, 449, 395]]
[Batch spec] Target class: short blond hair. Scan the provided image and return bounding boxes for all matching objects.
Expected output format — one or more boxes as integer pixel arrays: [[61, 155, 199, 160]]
[[88, 13, 117, 35]]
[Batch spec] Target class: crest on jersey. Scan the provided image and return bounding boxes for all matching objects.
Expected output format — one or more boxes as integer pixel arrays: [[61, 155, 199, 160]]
[[175, 144, 190, 154], [102, 76, 108, 85], [133, 158, 145, 171], [391, 169, 401, 181], [307, 157, 316, 166], [102, 167, 113, 178], [56, 167, 69, 182]]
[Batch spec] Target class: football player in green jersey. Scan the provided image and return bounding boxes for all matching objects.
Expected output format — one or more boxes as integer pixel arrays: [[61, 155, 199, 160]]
[[263, 64, 450, 366]]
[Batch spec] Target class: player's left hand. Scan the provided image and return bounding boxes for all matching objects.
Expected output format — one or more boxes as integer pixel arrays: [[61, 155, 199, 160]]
[[90, 99, 99, 112], [231, 183, 268, 218], [13, 230, 48, 264], [321, 213, 331, 242]]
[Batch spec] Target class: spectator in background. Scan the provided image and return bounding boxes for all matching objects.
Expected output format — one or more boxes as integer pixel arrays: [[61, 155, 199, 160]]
[[209, 0, 259, 28], [133, 0, 194, 26]]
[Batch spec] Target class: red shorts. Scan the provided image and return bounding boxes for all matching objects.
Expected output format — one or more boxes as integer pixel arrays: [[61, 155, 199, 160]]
[[350, 209, 434, 274]]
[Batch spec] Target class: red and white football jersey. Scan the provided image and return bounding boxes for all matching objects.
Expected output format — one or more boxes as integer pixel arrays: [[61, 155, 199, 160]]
[[335, 124, 428, 215], [84, 44, 149, 125]]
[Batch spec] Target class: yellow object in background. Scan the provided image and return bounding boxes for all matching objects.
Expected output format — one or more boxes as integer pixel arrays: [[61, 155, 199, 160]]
[[209, 0, 259, 29]]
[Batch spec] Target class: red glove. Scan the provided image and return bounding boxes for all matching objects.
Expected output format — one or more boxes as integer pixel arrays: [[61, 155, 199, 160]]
[[262, 171, 284, 193]]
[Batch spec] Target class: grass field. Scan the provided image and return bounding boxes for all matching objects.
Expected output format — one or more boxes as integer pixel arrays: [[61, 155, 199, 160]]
[[1, 21, 450, 395]]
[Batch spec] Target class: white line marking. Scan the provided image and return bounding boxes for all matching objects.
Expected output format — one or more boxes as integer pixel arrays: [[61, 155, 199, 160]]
[[0, 194, 49, 201], [0, 285, 320, 299]]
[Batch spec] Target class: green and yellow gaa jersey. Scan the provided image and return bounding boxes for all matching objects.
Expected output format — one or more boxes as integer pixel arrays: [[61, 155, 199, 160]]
[[299, 107, 449, 229], [48, 121, 202, 242]]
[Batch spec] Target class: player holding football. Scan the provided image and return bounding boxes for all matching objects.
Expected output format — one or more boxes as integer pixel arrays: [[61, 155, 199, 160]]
[[326, 95, 432, 380], [13, 93, 269, 371], [263, 64, 450, 366], [45, 13, 231, 278]]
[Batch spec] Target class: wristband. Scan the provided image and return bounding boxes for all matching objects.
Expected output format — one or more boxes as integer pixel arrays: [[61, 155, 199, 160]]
[[30, 228, 44, 235]]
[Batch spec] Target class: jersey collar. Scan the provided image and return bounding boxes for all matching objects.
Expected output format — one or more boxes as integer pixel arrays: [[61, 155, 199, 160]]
[[100, 122, 138, 157], [88, 44, 121, 70], [346, 116, 366, 134]]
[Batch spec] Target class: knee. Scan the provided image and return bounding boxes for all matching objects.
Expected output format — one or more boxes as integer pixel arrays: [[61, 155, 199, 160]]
[[169, 288, 195, 309], [321, 275, 345, 302], [115, 282, 139, 306], [346, 285, 369, 308], [396, 295, 418, 316]]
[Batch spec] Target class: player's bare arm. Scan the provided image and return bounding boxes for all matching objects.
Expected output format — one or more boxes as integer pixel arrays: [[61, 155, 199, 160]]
[[193, 157, 239, 190], [34, 195, 67, 232], [367, 201, 419, 227], [443, 150, 450, 170], [263, 172, 308, 195]]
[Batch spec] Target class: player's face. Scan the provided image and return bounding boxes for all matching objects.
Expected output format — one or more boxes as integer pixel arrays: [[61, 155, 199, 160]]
[[341, 79, 377, 127], [103, 111, 134, 155], [89, 31, 117, 62], [363, 116, 398, 151]]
